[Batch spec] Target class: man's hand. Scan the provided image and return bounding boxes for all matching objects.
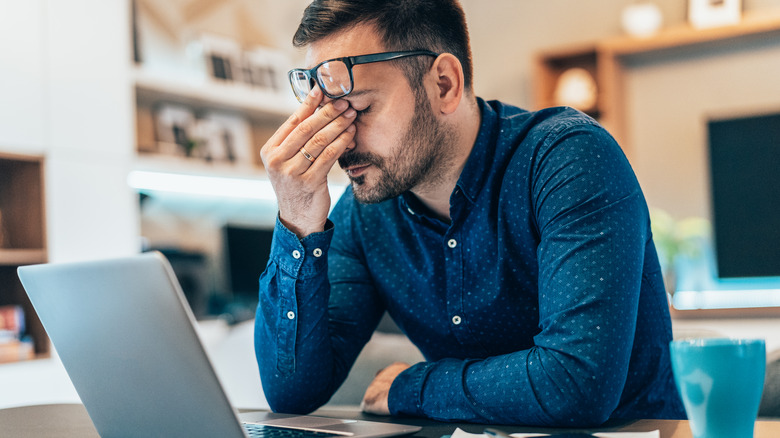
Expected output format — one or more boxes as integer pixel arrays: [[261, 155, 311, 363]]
[[260, 86, 357, 238], [360, 362, 411, 416]]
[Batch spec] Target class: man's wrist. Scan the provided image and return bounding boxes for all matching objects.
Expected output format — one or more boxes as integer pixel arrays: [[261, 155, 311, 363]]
[[278, 215, 327, 239], [272, 217, 333, 277], [387, 362, 434, 417]]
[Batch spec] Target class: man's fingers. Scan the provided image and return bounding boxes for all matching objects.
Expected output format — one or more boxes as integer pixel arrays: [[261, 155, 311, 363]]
[[280, 99, 353, 160], [303, 106, 356, 155], [360, 386, 388, 416], [265, 86, 323, 149], [261, 86, 355, 179], [360, 362, 411, 416], [306, 124, 356, 173]]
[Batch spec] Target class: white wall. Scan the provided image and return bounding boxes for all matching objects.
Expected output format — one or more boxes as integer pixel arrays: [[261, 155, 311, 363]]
[[45, 0, 139, 262], [0, 1, 47, 151], [0, 0, 139, 262], [461, 0, 780, 222], [627, 40, 780, 219], [6, 1, 779, 272]]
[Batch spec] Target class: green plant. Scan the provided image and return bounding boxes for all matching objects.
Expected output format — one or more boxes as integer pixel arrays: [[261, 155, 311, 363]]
[[649, 208, 711, 294]]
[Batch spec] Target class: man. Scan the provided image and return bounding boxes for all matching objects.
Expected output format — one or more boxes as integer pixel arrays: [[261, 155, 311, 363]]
[[255, 0, 685, 426]]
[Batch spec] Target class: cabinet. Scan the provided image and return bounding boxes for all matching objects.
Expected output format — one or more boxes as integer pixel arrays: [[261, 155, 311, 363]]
[[0, 153, 48, 362], [533, 11, 780, 160]]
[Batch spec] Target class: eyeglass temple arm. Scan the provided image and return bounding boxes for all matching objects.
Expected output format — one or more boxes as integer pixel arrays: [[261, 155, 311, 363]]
[[347, 50, 439, 66]]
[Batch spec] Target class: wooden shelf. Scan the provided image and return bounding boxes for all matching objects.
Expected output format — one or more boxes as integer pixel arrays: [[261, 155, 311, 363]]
[[0, 153, 49, 362], [534, 12, 780, 159], [0, 249, 47, 266], [534, 45, 600, 119], [132, 65, 302, 185], [132, 66, 297, 122], [599, 10, 780, 56], [132, 153, 350, 188]]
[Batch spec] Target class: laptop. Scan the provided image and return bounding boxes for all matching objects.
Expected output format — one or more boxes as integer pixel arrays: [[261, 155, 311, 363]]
[[17, 252, 421, 438]]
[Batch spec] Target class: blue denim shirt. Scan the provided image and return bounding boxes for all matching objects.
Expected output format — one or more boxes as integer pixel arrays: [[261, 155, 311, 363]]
[[255, 99, 685, 426]]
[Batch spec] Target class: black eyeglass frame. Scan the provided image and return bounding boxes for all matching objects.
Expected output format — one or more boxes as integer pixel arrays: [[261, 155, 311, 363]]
[[287, 50, 440, 102]]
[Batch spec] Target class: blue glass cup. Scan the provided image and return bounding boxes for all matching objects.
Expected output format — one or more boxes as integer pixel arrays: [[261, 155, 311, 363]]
[[670, 338, 766, 438]]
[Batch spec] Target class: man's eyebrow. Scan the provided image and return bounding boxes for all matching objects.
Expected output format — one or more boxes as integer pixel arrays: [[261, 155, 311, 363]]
[[347, 89, 375, 99]]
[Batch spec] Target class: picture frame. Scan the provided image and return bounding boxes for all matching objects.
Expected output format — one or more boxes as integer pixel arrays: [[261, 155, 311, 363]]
[[154, 104, 196, 157], [688, 0, 742, 29], [194, 111, 253, 165], [200, 34, 244, 82], [241, 47, 291, 93]]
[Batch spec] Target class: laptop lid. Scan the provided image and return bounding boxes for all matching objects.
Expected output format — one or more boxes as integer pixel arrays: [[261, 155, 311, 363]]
[[17, 252, 421, 438], [18, 252, 247, 437]]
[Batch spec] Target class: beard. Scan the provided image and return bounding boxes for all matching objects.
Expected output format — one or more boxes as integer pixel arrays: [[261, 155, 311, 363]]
[[337, 90, 456, 204]]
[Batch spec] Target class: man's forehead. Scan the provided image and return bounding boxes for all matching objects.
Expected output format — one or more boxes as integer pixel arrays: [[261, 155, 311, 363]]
[[303, 23, 385, 68]]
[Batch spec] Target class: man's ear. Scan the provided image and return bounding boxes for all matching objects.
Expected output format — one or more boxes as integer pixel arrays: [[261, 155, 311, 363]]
[[430, 53, 464, 115]]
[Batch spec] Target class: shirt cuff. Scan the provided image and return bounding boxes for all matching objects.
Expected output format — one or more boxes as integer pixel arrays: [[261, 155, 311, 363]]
[[387, 361, 434, 417], [270, 216, 333, 278]]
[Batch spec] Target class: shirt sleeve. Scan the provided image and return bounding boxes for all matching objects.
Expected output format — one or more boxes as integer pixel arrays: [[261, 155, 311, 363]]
[[254, 209, 385, 414], [388, 120, 653, 426]]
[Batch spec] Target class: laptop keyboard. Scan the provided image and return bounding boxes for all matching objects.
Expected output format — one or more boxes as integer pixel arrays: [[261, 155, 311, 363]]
[[242, 423, 342, 438]]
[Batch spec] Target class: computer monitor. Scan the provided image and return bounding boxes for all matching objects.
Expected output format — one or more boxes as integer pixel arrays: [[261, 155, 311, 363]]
[[222, 224, 273, 300], [708, 111, 780, 279]]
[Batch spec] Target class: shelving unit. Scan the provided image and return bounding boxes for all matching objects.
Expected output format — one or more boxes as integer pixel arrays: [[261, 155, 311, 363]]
[[534, 44, 600, 119], [133, 64, 300, 179], [0, 153, 49, 362], [133, 66, 297, 122], [131, 63, 352, 194], [534, 11, 780, 160]]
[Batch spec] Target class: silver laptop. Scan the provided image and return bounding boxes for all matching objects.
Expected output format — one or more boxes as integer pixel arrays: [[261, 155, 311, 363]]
[[17, 252, 420, 438]]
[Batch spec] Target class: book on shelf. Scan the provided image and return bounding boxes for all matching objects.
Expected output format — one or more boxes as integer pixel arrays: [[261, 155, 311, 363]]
[[0, 340, 34, 363], [0, 305, 24, 338], [0, 305, 33, 363]]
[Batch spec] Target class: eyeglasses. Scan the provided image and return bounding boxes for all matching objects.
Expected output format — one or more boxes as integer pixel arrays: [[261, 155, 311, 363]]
[[288, 50, 439, 102]]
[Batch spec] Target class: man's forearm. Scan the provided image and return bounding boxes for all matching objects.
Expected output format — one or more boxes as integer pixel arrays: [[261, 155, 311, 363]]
[[254, 219, 342, 413], [255, 217, 383, 414], [388, 343, 631, 426], [255, 263, 341, 413]]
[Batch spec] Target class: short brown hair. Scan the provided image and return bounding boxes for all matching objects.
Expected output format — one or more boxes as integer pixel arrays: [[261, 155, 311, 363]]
[[293, 0, 473, 92]]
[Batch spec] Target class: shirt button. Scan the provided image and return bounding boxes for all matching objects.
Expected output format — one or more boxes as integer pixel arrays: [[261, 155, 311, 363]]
[[447, 239, 458, 248], [287, 311, 295, 320], [292, 250, 301, 259], [407, 207, 415, 215], [313, 248, 322, 257], [452, 315, 462, 325]]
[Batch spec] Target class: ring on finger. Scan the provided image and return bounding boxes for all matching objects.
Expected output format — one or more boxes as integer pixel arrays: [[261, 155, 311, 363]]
[[300, 146, 316, 163]]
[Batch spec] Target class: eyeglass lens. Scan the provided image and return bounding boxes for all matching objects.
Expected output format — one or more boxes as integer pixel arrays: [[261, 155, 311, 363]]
[[291, 60, 354, 102], [317, 61, 352, 97], [290, 71, 314, 102]]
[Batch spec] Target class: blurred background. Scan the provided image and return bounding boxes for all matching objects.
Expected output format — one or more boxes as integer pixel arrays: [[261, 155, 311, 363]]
[[1, 0, 780, 411]]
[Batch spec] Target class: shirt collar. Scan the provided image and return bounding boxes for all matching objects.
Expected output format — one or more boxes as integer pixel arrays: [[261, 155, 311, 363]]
[[455, 97, 499, 205], [398, 97, 499, 217]]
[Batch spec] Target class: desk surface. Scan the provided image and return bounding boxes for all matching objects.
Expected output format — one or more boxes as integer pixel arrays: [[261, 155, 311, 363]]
[[1, 404, 779, 437]]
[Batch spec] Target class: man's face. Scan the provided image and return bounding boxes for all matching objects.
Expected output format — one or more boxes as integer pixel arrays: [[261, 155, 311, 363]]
[[305, 25, 455, 204]]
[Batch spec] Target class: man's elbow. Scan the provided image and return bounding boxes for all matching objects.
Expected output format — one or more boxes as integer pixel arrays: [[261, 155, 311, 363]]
[[539, 390, 617, 427], [265, 392, 324, 416], [260, 377, 329, 415]]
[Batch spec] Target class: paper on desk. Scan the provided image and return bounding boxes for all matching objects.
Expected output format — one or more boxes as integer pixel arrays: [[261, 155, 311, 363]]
[[448, 427, 660, 438]]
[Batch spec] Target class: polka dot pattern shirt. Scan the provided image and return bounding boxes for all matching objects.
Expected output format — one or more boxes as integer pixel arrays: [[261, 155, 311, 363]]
[[255, 99, 685, 426]]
